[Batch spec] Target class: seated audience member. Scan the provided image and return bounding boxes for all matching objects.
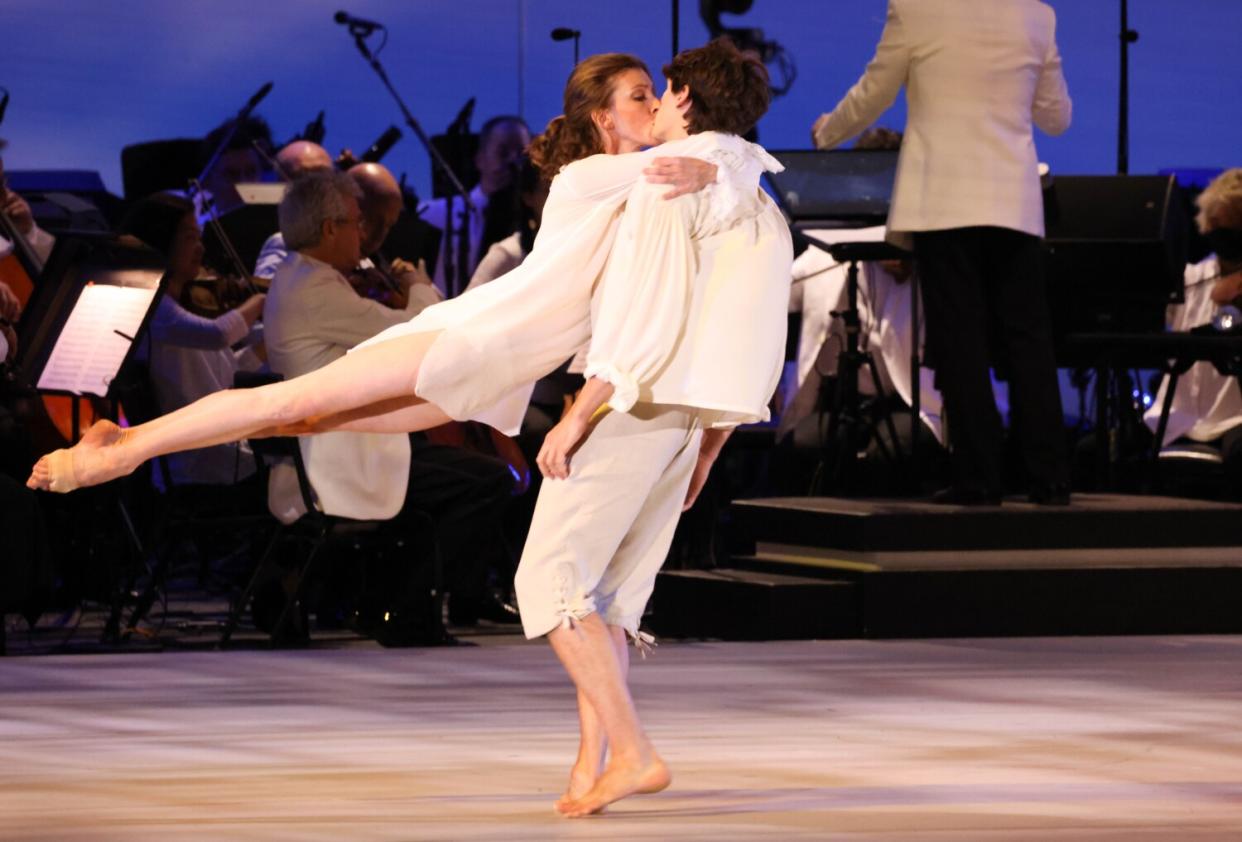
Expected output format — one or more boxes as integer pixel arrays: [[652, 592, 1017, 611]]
[[1144, 168, 1242, 484], [253, 141, 335, 279], [419, 115, 531, 295], [120, 193, 266, 489], [263, 171, 514, 635]]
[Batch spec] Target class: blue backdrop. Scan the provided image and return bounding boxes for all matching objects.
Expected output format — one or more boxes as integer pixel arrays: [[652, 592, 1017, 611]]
[[1, 0, 1238, 200]]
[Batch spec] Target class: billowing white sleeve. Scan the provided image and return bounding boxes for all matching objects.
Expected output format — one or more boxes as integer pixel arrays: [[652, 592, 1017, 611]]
[[583, 181, 696, 412], [556, 149, 661, 204]]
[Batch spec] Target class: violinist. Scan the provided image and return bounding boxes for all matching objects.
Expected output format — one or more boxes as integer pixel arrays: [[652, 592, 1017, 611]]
[[120, 193, 264, 489], [349, 162, 442, 312]]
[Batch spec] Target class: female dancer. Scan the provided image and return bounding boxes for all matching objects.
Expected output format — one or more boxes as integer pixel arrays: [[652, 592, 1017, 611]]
[[27, 52, 734, 493]]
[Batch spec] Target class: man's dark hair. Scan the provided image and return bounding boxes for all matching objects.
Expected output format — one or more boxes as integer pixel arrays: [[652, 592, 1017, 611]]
[[662, 37, 770, 136], [478, 115, 529, 150]]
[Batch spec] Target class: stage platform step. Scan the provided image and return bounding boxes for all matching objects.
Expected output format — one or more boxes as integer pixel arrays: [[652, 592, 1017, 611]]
[[732, 493, 1242, 553], [648, 568, 859, 641], [649, 493, 1242, 640]]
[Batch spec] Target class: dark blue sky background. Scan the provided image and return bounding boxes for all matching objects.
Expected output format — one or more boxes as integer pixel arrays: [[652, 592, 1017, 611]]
[[1, 0, 1237, 199]]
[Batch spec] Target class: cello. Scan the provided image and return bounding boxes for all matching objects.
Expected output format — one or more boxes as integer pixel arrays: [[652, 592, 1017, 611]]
[[0, 170, 103, 447]]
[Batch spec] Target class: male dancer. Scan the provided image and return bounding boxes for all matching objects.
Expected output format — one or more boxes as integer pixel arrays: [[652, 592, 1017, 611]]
[[512, 38, 793, 816]]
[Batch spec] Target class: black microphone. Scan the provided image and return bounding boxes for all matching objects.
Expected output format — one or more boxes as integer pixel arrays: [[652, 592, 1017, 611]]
[[361, 125, 403, 163], [335, 10, 384, 33], [246, 81, 274, 112], [0, 88, 8, 127], [550, 27, 580, 41]]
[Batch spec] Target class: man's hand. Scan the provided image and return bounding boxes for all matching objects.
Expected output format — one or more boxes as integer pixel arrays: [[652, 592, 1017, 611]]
[[536, 412, 591, 480], [643, 157, 718, 200], [811, 113, 832, 149], [2, 190, 36, 237], [682, 452, 715, 511], [0, 281, 21, 323], [391, 257, 433, 291]]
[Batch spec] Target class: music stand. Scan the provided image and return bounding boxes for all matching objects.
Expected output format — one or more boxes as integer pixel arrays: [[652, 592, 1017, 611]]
[[202, 192, 281, 279], [765, 150, 915, 492], [16, 233, 166, 437]]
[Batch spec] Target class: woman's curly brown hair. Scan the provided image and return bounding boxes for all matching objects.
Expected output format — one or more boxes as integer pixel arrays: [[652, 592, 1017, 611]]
[[663, 37, 770, 136], [528, 53, 651, 181]]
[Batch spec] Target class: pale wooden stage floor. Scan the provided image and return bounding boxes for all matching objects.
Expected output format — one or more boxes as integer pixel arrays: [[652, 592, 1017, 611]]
[[2, 636, 1242, 841]]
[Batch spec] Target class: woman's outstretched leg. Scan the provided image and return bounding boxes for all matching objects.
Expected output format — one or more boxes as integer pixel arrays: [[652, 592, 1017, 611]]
[[547, 612, 669, 817], [27, 331, 445, 493], [556, 624, 629, 811]]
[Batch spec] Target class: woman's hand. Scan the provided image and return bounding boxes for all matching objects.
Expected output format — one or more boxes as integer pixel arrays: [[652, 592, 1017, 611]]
[[537, 412, 591, 480], [643, 157, 718, 200]]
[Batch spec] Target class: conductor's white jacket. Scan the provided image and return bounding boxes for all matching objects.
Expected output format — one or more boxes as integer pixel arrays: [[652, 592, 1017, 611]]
[[813, 0, 1072, 243]]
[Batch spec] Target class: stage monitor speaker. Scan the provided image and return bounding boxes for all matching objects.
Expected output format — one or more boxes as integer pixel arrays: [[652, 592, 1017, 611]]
[[120, 139, 202, 200], [1042, 174, 1190, 365]]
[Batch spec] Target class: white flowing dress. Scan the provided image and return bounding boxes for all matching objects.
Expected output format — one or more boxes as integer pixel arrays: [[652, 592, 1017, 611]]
[[353, 132, 782, 435]]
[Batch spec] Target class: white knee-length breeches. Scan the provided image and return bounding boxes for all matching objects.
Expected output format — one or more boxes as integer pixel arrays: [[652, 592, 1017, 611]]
[[515, 403, 704, 641]]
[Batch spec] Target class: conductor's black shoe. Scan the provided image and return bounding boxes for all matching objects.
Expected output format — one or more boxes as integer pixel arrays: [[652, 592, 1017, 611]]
[[1028, 482, 1071, 506], [930, 485, 1002, 506]]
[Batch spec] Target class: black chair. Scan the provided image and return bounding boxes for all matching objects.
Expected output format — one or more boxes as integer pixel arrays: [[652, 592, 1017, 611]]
[[220, 371, 447, 646], [104, 361, 270, 642]]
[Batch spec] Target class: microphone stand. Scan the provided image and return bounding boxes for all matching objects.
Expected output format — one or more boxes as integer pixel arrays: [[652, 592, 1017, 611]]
[[343, 23, 475, 294], [1117, 0, 1139, 174]]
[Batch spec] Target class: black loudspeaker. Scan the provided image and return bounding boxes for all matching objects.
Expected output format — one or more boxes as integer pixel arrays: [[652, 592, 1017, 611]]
[[120, 139, 202, 200], [1043, 175, 1190, 364]]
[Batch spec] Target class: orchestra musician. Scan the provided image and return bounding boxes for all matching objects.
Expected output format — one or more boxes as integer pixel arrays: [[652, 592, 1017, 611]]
[[1144, 168, 1242, 487], [418, 115, 531, 296], [259, 169, 514, 636], [119, 192, 266, 489]]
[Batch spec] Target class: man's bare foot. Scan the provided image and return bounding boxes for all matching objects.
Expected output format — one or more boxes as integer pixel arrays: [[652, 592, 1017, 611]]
[[559, 755, 671, 817], [27, 420, 130, 493], [553, 762, 599, 813]]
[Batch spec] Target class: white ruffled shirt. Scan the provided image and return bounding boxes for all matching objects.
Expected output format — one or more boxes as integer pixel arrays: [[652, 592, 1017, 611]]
[[584, 136, 793, 427]]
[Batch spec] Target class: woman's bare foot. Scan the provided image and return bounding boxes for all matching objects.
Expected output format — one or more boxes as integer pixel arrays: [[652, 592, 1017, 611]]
[[559, 755, 670, 817], [553, 762, 599, 813], [27, 420, 131, 493]]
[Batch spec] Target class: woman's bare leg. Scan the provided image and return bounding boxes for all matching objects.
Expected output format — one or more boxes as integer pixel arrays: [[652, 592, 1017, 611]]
[[556, 624, 629, 810], [27, 332, 444, 492], [548, 613, 669, 817]]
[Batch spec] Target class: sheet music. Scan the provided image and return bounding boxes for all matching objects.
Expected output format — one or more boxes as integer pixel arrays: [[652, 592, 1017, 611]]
[[37, 284, 157, 396]]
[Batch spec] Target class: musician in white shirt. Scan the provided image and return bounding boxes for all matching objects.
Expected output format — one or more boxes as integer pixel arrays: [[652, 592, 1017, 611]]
[[1145, 169, 1242, 481]]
